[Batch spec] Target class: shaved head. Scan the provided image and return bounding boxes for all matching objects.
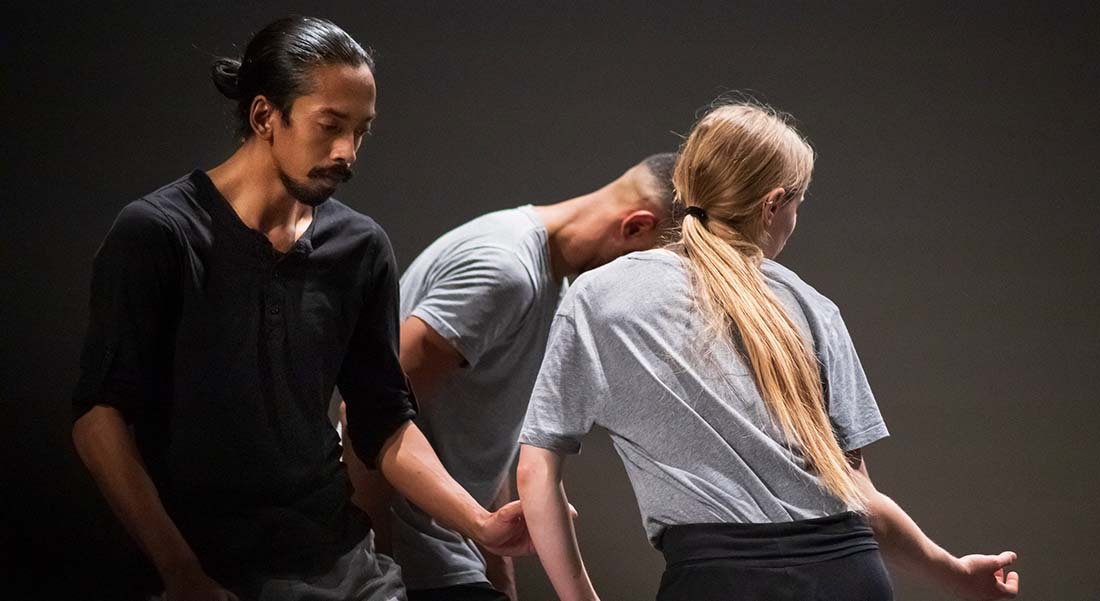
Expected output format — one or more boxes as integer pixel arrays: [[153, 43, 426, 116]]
[[638, 152, 678, 212]]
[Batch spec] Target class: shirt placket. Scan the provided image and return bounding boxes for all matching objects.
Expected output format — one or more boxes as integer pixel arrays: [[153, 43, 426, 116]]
[[266, 260, 287, 340]]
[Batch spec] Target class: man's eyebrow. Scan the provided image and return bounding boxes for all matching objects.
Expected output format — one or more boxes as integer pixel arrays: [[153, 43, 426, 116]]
[[318, 107, 375, 127], [318, 107, 350, 120]]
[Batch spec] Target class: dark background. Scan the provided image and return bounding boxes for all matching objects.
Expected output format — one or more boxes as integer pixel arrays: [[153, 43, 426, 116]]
[[3, 2, 1098, 599]]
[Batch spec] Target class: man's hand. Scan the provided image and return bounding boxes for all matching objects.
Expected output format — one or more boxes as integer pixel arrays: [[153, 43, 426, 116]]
[[474, 500, 536, 557], [946, 552, 1020, 600], [73, 407, 227, 599], [474, 499, 580, 558], [163, 566, 239, 601]]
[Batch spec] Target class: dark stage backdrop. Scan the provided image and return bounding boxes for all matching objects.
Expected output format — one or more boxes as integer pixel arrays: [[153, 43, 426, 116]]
[[3, 2, 1097, 599]]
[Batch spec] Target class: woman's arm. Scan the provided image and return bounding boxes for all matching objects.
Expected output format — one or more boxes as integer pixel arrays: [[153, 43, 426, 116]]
[[516, 444, 598, 601], [850, 451, 1019, 600]]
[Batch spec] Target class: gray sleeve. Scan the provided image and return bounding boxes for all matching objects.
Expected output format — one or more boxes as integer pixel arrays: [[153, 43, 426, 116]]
[[822, 310, 890, 452], [519, 294, 609, 455], [409, 246, 536, 368]]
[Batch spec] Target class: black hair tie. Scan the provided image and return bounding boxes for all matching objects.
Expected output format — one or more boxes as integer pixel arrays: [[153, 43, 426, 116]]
[[684, 205, 708, 221]]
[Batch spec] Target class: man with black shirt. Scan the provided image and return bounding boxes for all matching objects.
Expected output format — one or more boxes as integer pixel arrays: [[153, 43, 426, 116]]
[[71, 17, 530, 601]]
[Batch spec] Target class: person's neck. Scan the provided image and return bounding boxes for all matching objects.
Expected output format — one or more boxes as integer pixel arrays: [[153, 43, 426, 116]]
[[206, 142, 313, 252], [532, 181, 620, 280]]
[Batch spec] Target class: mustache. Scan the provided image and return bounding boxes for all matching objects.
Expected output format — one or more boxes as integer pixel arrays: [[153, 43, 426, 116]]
[[308, 164, 354, 183]]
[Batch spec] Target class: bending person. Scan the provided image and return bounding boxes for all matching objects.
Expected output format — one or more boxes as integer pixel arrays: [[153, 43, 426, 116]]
[[71, 17, 530, 601], [343, 154, 678, 601], [516, 103, 1020, 600]]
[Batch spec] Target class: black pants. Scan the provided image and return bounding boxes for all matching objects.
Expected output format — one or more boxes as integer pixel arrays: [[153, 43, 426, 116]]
[[408, 582, 509, 601], [657, 512, 893, 601]]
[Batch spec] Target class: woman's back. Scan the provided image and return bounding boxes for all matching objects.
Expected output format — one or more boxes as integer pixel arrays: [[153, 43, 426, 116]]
[[518, 102, 1017, 601], [520, 248, 888, 547]]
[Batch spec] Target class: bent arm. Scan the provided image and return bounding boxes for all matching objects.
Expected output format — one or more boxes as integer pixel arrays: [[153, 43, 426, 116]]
[[516, 444, 597, 601], [72, 406, 230, 598], [851, 452, 1019, 600], [340, 401, 395, 554]]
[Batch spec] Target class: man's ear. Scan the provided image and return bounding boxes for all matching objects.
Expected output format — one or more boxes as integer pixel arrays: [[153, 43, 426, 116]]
[[622, 209, 659, 238], [249, 95, 277, 141], [760, 187, 786, 228]]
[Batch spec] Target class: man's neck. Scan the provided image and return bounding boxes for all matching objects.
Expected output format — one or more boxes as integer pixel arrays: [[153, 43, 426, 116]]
[[532, 182, 620, 280], [206, 142, 313, 252]]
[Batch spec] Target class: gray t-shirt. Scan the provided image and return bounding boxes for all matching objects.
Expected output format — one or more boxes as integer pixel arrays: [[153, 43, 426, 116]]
[[392, 206, 562, 589], [520, 249, 888, 547]]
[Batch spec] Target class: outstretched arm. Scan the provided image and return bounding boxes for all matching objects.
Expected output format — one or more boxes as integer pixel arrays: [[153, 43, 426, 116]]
[[344, 315, 466, 552], [399, 315, 519, 596], [851, 451, 1019, 600], [516, 444, 598, 601], [73, 406, 237, 601], [377, 421, 535, 557]]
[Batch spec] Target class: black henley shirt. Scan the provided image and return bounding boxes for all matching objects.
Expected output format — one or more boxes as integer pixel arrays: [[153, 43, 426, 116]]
[[72, 170, 417, 582]]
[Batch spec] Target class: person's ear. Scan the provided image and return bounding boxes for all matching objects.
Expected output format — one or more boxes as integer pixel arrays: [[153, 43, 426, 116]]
[[760, 187, 786, 228], [621, 209, 659, 239], [249, 96, 277, 141]]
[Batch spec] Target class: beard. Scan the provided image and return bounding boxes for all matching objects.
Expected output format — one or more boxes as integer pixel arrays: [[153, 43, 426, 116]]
[[277, 163, 354, 207]]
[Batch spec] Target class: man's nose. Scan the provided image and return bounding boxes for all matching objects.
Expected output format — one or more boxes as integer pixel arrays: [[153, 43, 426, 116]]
[[331, 133, 357, 164]]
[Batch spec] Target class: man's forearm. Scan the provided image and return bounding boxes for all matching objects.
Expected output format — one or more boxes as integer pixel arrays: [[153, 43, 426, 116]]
[[72, 406, 205, 585], [341, 403, 395, 554], [377, 421, 490, 540]]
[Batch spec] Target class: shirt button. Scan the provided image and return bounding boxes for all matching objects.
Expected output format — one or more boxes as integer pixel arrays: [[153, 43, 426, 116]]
[[270, 305, 281, 315]]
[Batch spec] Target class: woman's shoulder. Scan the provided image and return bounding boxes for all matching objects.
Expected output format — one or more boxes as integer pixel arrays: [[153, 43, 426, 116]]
[[760, 259, 841, 319]]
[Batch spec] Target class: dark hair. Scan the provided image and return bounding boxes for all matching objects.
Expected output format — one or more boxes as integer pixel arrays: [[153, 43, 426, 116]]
[[211, 16, 374, 139], [640, 152, 679, 210]]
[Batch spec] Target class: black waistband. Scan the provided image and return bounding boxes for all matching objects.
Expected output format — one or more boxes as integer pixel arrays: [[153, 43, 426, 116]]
[[659, 512, 879, 569]]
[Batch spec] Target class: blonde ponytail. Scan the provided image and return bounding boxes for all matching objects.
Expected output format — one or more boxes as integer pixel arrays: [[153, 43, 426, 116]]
[[674, 103, 866, 510]]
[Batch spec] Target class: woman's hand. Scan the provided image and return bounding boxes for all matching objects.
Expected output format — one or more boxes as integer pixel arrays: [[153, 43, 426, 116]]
[[946, 552, 1020, 600]]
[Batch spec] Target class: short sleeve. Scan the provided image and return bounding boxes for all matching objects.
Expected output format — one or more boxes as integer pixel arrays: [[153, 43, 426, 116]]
[[71, 201, 180, 423], [408, 246, 536, 368], [821, 310, 889, 452], [519, 289, 609, 455], [339, 228, 417, 468]]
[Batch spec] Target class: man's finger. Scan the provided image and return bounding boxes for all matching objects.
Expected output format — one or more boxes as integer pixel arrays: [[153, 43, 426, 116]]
[[994, 551, 1017, 568], [568, 503, 578, 519], [997, 571, 1020, 596], [496, 500, 525, 522]]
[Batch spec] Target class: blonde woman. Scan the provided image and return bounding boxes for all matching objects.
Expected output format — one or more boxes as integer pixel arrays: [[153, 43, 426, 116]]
[[515, 103, 1020, 600]]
